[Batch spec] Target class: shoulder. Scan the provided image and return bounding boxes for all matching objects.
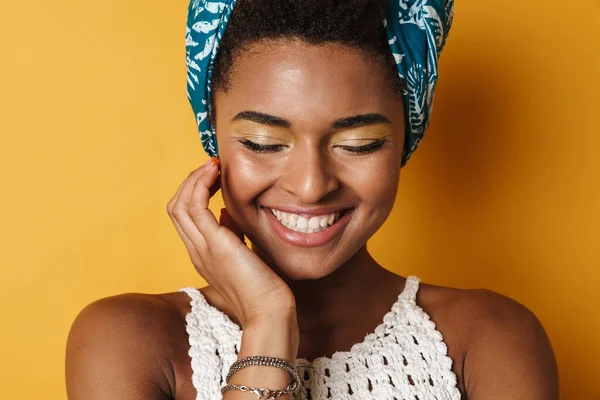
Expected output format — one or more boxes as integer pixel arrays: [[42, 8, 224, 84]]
[[67, 291, 190, 352], [65, 290, 194, 400], [417, 282, 553, 350], [417, 281, 559, 400], [417, 282, 545, 340]]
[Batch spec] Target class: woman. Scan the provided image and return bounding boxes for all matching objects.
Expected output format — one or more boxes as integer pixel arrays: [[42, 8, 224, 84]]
[[65, 0, 559, 399]]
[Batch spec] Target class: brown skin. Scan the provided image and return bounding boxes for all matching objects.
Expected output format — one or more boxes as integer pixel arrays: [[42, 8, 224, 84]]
[[65, 40, 559, 399], [215, 40, 404, 281], [214, 40, 406, 360]]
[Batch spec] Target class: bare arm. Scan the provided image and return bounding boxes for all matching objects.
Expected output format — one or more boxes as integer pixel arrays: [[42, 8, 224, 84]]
[[223, 313, 300, 400], [464, 291, 559, 399], [166, 158, 301, 398], [65, 294, 175, 400]]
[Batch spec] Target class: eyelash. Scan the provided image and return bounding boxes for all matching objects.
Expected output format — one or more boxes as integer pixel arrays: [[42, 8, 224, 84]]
[[337, 140, 386, 154], [239, 139, 286, 153], [238, 139, 386, 154]]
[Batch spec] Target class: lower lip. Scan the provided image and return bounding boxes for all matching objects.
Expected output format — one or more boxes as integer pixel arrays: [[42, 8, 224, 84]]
[[263, 208, 353, 248]]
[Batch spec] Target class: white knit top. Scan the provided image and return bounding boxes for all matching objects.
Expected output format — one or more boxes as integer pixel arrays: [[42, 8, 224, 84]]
[[180, 276, 461, 400]]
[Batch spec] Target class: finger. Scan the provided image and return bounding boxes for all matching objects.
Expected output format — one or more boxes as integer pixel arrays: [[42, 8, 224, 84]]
[[185, 163, 222, 238], [169, 203, 206, 253], [172, 201, 211, 255], [167, 158, 218, 214], [219, 208, 246, 243], [209, 171, 222, 198], [171, 160, 221, 249], [169, 211, 208, 262], [169, 160, 220, 253], [185, 165, 246, 252], [173, 213, 215, 282]]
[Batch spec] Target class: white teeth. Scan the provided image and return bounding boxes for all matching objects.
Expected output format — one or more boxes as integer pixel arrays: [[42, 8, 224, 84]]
[[297, 217, 308, 230], [289, 214, 297, 226], [308, 216, 320, 230], [269, 208, 342, 234]]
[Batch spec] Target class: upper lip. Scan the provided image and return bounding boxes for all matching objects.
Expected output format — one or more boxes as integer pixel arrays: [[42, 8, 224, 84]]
[[262, 205, 352, 216]]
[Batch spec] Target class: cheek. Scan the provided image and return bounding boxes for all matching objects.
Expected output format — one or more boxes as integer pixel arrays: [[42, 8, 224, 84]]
[[355, 169, 399, 208], [220, 148, 272, 209], [347, 155, 401, 218]]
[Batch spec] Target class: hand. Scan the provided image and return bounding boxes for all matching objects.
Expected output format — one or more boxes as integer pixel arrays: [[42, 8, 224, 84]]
[[166, 158, 296, 327]]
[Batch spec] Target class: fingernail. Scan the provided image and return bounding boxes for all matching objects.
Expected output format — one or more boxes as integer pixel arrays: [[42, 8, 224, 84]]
[[211, 156, 221, 168], [203, 158, 212, 166]]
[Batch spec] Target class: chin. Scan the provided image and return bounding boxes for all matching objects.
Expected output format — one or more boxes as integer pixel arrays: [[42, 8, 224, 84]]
[[277, 261, 338, 281], [278, 266, 333, 281], [250, 242, 343, 281]]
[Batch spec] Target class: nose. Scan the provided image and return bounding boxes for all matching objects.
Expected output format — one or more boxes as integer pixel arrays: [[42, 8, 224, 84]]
[[280, 145, 340, 204]]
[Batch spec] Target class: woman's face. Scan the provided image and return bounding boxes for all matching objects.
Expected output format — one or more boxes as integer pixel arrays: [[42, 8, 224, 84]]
[[214, 39, 405, 280]]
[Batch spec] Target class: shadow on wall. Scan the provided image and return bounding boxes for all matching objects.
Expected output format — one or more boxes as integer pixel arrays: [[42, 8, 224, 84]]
[[414, 48, 559, 291], [415, 51, 519, 283], [375, 45, 597, 400], [377, 49, 521, 286], [377, 42, 561, 291]]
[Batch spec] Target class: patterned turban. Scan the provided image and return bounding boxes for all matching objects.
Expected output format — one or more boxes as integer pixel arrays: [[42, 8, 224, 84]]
[[185, 0, 454, 166]]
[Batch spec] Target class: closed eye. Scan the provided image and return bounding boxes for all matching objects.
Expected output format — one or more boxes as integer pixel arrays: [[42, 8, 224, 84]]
[[238, 139, 286, 153], [336, 140, 386, 154], [238, 139, 386, 154]]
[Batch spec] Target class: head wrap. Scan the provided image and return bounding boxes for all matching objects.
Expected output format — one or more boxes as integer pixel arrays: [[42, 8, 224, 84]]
[[186, 0, 454, 166]]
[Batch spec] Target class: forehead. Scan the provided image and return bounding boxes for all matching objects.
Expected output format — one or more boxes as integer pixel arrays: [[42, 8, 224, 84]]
[[215, 39, 401, 126]]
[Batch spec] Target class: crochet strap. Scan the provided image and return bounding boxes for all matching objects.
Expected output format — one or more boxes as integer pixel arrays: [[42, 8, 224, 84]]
[[180, 286, 204, 304], [399, 275, 420, 303], [179, 276, 460, 399]]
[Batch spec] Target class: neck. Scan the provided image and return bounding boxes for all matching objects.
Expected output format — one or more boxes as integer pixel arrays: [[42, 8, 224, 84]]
[[270, 246, 404, 332], [248, 244, 406, 360]]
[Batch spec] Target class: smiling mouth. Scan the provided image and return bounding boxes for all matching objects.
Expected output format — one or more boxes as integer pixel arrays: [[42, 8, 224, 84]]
[[267, 208, 347, 234]]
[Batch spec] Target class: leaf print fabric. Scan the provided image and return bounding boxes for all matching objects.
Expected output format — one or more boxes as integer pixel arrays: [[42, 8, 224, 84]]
[[186, 0, 454, 166], [386, 0, 454, 164], [186, 0, 236, 157]]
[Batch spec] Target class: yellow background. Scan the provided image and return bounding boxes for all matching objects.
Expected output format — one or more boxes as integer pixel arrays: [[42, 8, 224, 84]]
[[1, 0, 598, 399]]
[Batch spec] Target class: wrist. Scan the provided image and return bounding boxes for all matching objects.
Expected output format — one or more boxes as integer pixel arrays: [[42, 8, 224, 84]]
[[240, 316, 299, 362], [244, 308, 298, 330], [227, 320, 299, 398]]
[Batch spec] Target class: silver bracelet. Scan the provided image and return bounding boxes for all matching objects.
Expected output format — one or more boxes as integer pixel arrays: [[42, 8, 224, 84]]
[[221, 384, 291, 399], [221, 356, 300, 399]]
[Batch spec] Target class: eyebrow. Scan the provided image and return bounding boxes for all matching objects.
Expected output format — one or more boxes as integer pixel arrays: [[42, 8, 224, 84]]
[[232, 111, 291, 128], [331, 113, 392, 129], [231, 111, 392, 129]]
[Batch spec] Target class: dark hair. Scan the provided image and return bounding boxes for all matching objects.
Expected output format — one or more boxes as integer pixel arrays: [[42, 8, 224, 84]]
[[210, 0, 403, 105]]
